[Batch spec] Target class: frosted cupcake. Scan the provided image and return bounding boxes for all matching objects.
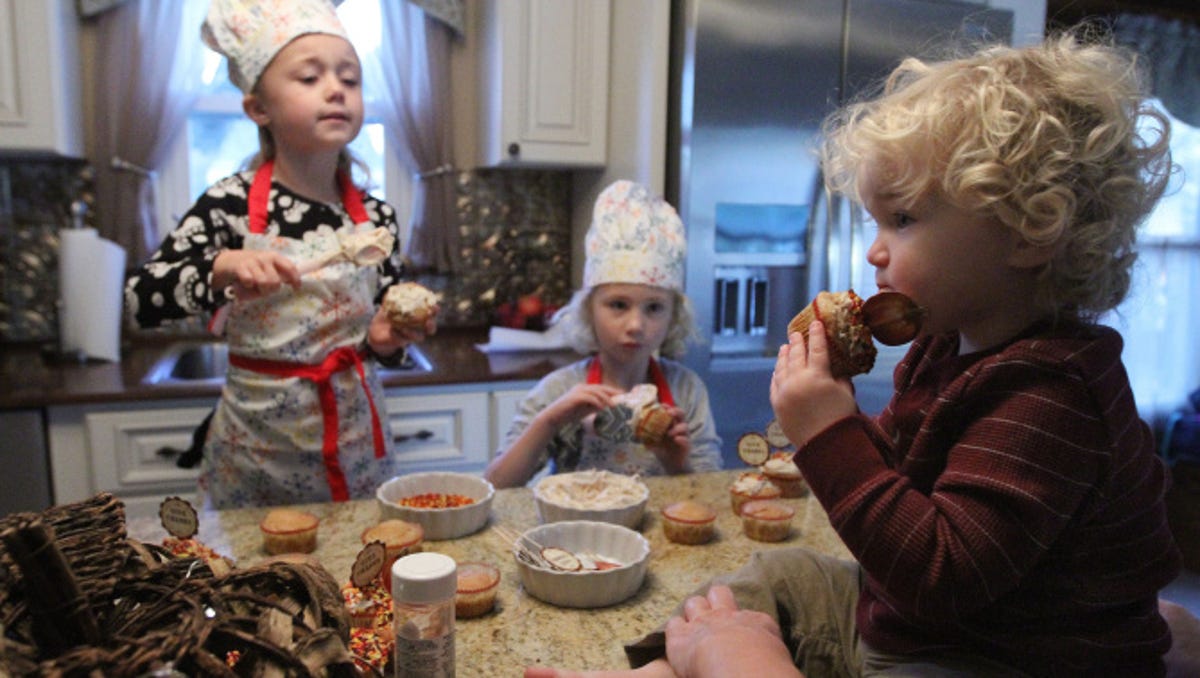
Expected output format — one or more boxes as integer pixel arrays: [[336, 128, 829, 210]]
[[661, 500, 717, 545], [729, 472, 782, 516], [761, 454, 808, 498]]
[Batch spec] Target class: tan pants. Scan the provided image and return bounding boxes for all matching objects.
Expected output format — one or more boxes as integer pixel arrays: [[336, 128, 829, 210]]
[[625, 547, 1028, 677]]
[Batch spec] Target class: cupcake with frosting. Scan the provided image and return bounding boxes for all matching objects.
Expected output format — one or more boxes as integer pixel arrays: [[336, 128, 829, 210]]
[[761, 453, 808, 498], [729, 472, 782, 515]]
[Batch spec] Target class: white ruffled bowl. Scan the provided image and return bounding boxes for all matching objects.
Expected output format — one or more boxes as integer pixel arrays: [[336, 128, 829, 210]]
[[533, 470, 649, 529], [376, 472, 494, 540], [515, 520, 650, 608]]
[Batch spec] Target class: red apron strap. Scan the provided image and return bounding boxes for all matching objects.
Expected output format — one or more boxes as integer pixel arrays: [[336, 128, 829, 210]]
[[229, 346, 386, 502], [338, 169, 370, 224], [248, 160, 274, 234], [586, 356, 675, 406]]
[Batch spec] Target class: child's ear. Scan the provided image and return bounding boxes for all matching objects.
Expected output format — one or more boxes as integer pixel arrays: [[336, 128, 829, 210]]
[[243, 94, 270, 127], [1006, 238, 1056, 269]]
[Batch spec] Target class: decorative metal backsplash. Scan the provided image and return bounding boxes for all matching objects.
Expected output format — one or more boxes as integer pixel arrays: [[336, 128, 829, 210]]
[[419, 168, 572, 328], [0, 161, 571, 343], [0, 158, 94, 343]]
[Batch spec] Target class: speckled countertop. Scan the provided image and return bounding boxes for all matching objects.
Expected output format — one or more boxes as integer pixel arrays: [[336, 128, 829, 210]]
[[127, 469, 852, 676]]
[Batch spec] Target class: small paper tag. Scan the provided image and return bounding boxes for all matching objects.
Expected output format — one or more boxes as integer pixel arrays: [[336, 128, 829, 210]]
[[737, 432, 771, 466], [765, 419, 791, 449], [159, 496, 199, 539], [351, 540, 387, 588]]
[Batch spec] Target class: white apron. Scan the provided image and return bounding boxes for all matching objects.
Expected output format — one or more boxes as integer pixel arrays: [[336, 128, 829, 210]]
[[201, 161, 396, 509]]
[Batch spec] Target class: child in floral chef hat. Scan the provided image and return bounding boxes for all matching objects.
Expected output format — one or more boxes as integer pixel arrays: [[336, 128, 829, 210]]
[[125, 0, 435, 509], [485, 180, 723, 488]]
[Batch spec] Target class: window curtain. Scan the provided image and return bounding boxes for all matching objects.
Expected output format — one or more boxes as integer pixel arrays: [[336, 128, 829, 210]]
[[366, 1, 460, 274], [90, 0, 204, 264], [1104, 14, 1200, 426]]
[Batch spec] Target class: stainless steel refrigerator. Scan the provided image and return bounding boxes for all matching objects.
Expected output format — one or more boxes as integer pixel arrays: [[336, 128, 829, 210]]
[[668, 0, 1016, 466]]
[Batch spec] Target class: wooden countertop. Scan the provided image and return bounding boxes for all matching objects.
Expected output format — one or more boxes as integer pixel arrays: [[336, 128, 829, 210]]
[[0, 328, 580, 410], [126, 470, 853, 676]]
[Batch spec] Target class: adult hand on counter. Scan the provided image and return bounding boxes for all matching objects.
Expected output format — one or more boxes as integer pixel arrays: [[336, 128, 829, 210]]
[[665, 586, 803, 678], [212, 249, 301, 301]]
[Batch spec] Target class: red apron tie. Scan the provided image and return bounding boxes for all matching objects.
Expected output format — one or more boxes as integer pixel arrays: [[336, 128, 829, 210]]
[[229, 346, 386, 502], [586, 357, 675, 407]]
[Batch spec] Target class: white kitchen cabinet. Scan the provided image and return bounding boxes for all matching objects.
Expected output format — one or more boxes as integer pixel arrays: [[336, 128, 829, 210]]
[[47, 399, 212, 522], [0, 0, 82, 156], [490, 386, 533, 457], [478, 0, 611, 167], [384, 387, 489, 473]]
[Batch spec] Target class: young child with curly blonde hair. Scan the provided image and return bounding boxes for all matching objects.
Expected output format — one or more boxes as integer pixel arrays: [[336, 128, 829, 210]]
[[526, 31, 1188, 678]]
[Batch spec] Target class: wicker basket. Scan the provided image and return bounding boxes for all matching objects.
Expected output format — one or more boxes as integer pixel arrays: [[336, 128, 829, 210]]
[[0, 493, 370, 677]]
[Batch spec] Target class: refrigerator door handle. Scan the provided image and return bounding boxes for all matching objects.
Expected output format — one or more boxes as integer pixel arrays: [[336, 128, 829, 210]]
[[807, 167, 832, 295]]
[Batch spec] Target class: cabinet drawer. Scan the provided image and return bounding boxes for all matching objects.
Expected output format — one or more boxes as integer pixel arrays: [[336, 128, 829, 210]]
[[81, 405, 209, 493], [385, 392, 488, 472]]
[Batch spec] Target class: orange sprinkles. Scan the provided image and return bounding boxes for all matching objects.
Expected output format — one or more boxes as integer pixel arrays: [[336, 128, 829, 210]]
[[397, 492, 475, 509]]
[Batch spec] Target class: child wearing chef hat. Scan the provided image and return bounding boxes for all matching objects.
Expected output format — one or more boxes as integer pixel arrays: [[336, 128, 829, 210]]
[[125, 0, 434, 509], [484, 180, 723, 488]]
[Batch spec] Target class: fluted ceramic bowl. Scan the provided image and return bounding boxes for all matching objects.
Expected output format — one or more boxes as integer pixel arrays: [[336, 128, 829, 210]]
[[376, 472, 494, 540], [533, 470, 649, 529], [514, 520, 650, 608]]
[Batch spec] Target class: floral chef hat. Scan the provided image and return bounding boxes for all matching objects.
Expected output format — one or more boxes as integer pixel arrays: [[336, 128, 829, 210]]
[[584, 181, 687, 292], [201, 0, 349, 93]]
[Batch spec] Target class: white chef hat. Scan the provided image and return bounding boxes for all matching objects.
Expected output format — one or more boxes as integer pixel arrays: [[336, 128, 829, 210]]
[[201, 0, 350, 93], [584, 180, 687, 292]]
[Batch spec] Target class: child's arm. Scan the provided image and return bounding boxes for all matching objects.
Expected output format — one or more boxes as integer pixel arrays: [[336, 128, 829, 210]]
[[485, 382, 622, 488]]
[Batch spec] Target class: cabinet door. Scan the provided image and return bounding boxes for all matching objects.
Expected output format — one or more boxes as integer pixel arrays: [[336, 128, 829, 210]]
[[480, 0, 611, 167], [48, 400, 210, 521], [0, 0, 82, 155], [489, 386, 534, 460], [385, 391, 489, 473]]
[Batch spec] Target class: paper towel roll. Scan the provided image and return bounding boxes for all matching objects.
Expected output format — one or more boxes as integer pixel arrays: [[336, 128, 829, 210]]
[[58, 228, 127, 362]]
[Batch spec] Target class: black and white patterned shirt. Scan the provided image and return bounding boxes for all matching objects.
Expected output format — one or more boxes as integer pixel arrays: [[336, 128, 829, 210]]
[[125, 171, 404, 329]]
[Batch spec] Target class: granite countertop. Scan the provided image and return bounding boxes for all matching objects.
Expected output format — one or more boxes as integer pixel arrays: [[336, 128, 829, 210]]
[[0, 328, 580, 409], [126, 469, 853, 676]]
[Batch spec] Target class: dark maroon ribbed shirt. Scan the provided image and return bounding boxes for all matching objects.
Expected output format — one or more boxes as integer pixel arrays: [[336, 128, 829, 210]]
[[796, 321, 1181, 676]]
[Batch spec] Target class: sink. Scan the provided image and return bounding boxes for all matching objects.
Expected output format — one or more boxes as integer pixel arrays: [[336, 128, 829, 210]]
[[143, 341, 433, 385]]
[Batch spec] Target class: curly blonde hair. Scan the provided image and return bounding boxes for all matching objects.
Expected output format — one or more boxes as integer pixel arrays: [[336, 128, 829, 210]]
[[821, 31, 1174, 321], [552, 287, 701, 360]]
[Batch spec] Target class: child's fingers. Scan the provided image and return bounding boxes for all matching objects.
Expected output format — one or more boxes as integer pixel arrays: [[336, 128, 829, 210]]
[[805, 320, 832, 373]]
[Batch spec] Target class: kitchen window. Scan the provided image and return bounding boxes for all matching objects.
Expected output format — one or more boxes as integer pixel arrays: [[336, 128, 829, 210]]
[[1105, 98, 1200, 427], [155, 0, 412, 242]]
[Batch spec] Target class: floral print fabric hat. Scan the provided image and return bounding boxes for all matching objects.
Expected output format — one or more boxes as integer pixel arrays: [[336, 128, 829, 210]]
[[584, 180, 687, 293], [201, 0, 350, 93]]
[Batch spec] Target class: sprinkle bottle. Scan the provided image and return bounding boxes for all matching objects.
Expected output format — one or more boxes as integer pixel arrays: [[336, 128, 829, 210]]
[[392, 552, 456, 678]]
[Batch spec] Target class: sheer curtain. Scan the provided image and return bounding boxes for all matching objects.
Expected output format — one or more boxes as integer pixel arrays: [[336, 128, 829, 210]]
[[1105, 14, 1200, 426], [89, 0, 205, 263], [365, 1, 460, 274]]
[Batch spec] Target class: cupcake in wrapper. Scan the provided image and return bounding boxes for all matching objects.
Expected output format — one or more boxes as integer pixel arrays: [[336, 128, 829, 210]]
[[382, 282, 440, 331], [634, 403, 676, 447], [761, 453, 808, 498], [729, 472, 782, 515], [259, 508, 319, 555], [361, 519, 424, 591], [740, 499, 795, 542], [787, 289, 877, 378], [456, 561, 501, 618], [661, 500, 717, 545], [342, 580, 393, 629]]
